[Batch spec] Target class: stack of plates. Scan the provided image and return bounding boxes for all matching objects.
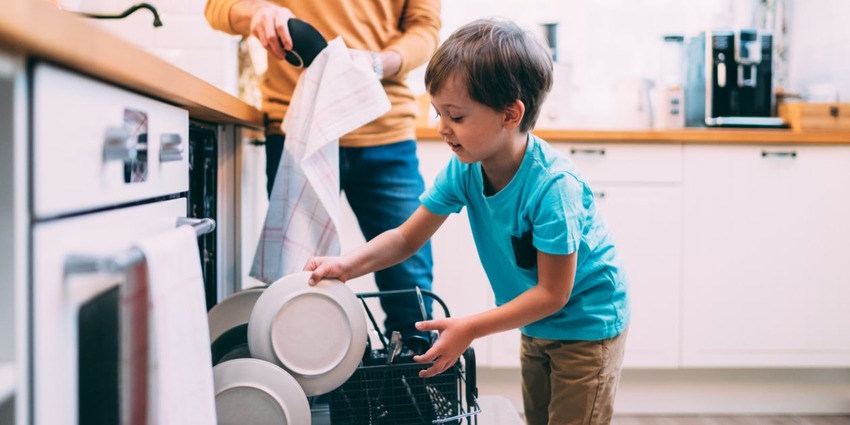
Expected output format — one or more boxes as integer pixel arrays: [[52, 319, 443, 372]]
[[214, 358, 311, 425], [209, 271, 368, 423], [208, 286, 265, 365]]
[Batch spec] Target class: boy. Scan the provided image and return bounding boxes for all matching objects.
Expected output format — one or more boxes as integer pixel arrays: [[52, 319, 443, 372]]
[[305, 18, 630, 424]]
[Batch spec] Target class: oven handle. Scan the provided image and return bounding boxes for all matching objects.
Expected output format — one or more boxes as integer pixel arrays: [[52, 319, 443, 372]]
[[63, 217, 215, 277]]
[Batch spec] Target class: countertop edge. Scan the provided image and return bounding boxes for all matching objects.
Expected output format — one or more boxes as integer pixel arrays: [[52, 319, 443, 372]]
[[416, 127, 850, 144], [2, 0, 263, 128]]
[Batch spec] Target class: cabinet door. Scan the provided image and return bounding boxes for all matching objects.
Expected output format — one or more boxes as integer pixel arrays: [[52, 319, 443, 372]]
[[682, 145, 850, 367], [595, 184, 682, 368]]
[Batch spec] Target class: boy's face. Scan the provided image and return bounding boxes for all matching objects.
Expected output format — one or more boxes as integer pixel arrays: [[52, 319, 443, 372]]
[[430, 74, 514, 165]]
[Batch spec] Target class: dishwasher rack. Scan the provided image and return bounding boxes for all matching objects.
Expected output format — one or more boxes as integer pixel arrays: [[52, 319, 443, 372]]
[[329, 289, 479, 424]]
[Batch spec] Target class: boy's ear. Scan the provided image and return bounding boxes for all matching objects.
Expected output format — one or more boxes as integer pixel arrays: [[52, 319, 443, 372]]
[[503, 100, 525, 129]]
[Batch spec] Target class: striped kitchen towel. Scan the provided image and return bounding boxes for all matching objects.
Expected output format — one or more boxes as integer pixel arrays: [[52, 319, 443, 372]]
[[250, 37, 390, 283]]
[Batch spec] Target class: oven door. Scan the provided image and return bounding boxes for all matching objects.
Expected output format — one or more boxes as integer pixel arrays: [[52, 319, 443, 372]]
[[31, 198, 192, 425]]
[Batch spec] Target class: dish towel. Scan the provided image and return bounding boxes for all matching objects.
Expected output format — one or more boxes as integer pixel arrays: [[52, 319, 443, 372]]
[[136, 225, 216, 425], [250, 37, 391, 283]]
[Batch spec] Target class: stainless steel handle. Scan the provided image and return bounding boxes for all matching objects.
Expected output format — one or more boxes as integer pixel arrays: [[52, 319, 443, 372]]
[[64, 217, 216, 277], [761, 150, 797, 158], [570, 148, 606, 155], [160, 133, 184, 162], [103, 127, 137, 162]]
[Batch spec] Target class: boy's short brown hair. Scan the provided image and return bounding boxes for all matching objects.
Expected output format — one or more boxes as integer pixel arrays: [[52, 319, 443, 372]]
[[425, 18, 554, 132]]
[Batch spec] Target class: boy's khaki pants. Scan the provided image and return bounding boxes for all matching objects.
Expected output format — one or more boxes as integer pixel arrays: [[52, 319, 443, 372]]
[[520, 328, 628, 425]]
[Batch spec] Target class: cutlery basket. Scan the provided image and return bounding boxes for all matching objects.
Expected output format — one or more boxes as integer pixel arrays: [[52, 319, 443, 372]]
[[329, 289, 479, 424]]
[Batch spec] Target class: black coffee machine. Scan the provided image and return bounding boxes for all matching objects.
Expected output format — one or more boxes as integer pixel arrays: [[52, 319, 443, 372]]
[[685, 29, 785, 127]]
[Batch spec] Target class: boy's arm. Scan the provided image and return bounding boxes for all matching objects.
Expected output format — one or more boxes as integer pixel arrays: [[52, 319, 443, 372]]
[[414, 251, 576, 377], [305, 205, 447, 284]]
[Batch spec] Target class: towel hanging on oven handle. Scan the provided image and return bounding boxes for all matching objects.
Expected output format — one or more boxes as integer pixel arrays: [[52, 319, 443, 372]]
[[63, 217, 215, 277]]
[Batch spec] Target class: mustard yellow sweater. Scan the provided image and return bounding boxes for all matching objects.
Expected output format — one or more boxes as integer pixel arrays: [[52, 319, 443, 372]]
[[206, 0, 441, 147]]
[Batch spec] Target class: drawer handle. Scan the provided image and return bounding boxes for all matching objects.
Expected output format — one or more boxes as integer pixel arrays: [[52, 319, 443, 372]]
[[594, 191, 606, 199], [160, 133, 184, 162], [102, 127, 137, 162], [570, 148, 606, 156], [761, 150, 796, 158]]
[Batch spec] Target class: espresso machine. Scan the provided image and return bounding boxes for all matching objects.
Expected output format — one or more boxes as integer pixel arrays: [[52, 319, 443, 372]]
[[685, 29, 785, 127]]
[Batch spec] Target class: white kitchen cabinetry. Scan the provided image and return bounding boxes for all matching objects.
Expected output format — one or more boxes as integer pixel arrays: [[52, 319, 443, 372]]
[[681, 144, 850, 367], [0, 52, 26, 424], [491, 142, 685, 369], [417, 141, 684, 369], [557, 143, 683, 369]]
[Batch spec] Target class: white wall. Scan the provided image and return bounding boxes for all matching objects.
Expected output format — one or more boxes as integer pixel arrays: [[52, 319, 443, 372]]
[[787, 0, 850, 100], [68, 0, 240, 96], [70, 0, 849, 116]]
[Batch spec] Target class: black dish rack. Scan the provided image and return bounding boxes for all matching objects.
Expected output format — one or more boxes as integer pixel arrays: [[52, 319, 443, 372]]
[[329, 289, 480, 424]]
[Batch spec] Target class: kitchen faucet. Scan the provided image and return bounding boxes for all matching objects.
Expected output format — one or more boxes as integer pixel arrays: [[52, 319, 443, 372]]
[[77, 2, 163, 28]]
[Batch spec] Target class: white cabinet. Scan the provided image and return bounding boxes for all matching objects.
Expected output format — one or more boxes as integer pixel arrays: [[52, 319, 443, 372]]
[[593, 184, 682, 368], [557, 142, 683, 369], [417, 140, 684, 368], [0, 51, 26, 424], [681, 145, 850, 367]]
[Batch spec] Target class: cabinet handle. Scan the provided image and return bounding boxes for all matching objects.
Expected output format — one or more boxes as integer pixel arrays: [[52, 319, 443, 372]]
[[594, 191, 606, 199], [570, 148, 606, 155], [761, 150, 797, 158], [102, 127, 137, 162], [159, 133, 184, 162]]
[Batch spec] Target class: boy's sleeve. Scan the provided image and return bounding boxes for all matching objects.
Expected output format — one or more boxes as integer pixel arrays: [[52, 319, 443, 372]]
[[419, 157, 464, 215], [530, 175, 583, 255]]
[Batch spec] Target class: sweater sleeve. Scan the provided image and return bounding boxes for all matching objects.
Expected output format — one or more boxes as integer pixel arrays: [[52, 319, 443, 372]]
[[204, 0, 244, 35], [385, 0, 441, 75]]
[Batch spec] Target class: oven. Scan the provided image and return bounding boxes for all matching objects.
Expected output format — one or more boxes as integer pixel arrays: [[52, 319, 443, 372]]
[[29, 63, 214, 425]]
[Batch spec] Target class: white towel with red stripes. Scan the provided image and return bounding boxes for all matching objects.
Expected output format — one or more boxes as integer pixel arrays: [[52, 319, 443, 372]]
[[250, 37, 390, 283]]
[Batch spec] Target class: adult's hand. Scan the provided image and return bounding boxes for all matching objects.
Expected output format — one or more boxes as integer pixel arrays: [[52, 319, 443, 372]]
[[247, 1, 295, 61]]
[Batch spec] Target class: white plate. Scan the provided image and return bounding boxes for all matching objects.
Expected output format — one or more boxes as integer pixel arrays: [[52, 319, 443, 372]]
[[208, 287, 266, 343], [247, 271, 367, 396], [213, 358, 311, 425]]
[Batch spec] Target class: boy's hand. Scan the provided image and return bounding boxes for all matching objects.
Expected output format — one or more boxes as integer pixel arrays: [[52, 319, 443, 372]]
[[303, 256, 352, 286], [412, 318, 474, 378]]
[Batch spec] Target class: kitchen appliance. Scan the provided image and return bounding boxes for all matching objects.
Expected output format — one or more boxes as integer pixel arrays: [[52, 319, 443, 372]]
[[537, 22, 574, 129], [684, 29, 785, 127], [655, 35, 686, 129], [30, 63, 214, 425], [611, 77, 654, 129]]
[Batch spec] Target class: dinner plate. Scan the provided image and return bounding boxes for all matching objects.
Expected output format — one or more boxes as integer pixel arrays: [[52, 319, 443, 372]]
[[247, 271, 367, 396], [213, 358, 311, 425], [208, 286, 266, 343]]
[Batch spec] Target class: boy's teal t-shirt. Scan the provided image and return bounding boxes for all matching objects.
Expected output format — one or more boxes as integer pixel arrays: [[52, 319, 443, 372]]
[[420, 134, 630, 341]]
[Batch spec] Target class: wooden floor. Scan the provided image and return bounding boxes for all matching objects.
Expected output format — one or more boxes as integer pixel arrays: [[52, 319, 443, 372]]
[[612, 416, 850, 425]]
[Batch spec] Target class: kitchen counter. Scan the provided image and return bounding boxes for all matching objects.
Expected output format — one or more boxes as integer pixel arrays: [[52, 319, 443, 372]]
[[1, 0, 263, 127], [416, 126, 850, 144]]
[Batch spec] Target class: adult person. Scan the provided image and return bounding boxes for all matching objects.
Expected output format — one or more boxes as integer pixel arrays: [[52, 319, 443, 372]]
[[204, 0, 441, 338]]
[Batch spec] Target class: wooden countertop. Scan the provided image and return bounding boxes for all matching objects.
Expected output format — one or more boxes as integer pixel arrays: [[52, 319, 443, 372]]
[[1, 0, 263, 127], [416, 126, 850, 144]]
